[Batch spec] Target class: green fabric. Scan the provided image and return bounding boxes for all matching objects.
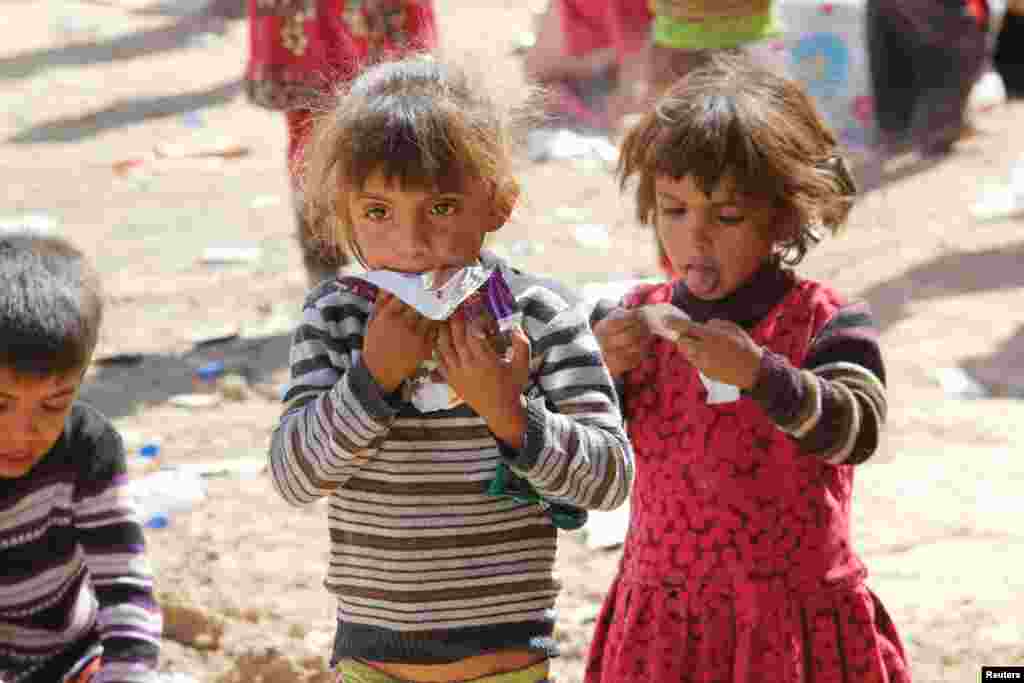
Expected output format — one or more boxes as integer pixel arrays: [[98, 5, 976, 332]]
[[334, 658, 551, 683], [652, 10, 780, 50]]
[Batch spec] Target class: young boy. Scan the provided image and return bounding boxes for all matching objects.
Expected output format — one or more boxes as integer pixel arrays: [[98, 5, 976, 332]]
[[0, 233, 162, 683]]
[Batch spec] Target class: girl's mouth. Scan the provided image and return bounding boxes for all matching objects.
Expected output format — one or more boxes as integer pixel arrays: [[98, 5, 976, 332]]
[[683, 260, 721, 298]]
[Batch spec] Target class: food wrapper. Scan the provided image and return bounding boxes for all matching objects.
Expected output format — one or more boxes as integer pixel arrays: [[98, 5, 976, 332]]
[[356, 264, 523, 412], [639, 303, 741, 405]]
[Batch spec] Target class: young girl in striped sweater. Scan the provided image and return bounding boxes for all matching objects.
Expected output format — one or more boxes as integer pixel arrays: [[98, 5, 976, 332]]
[[267, 55, 633, 683]]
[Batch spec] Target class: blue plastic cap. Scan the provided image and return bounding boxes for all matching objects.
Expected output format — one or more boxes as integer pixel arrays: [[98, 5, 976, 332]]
[[145, 514, 169, 529], [139, 444, 160, 459], [196, 360, 225, 380]]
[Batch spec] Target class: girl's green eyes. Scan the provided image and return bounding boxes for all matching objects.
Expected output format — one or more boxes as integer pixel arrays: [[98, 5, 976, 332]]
[[363, 202, 458, 220], [430, 201, 457, 216]]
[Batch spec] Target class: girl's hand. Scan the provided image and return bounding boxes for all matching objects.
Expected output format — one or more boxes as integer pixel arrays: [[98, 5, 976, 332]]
[[593, 308, 654, 379], [363, 292, 438, 393], [668, 318, 765, 390], [437, 314, 531, 448]]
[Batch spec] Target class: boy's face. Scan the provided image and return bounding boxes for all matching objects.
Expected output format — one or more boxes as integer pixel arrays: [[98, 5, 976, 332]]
[[348, 169, 504, 273], [0, 366, 82, 478]]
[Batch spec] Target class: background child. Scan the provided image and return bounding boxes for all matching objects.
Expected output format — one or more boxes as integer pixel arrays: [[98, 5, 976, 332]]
[[245, 0, 437, 286], [0, 233, 162, 683], [267, 56, 633, 683], [585, 53, 910, 683]]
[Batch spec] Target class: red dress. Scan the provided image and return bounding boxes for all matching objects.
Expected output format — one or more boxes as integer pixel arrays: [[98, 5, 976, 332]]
[[245, 0, 437, 164], [585, 280, 910, 683]]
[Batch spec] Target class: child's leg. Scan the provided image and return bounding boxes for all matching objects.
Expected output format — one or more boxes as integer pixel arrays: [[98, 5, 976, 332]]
[[866, 0, 918, 153], [286, 108, 349, 287]]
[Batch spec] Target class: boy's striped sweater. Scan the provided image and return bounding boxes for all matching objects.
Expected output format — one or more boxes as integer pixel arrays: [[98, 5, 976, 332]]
[[0, 403, 162, 683]]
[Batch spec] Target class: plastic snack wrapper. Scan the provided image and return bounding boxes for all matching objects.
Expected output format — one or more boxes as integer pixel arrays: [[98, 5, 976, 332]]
[[357, 264, 523, 412], [639, 303, 742, 405]]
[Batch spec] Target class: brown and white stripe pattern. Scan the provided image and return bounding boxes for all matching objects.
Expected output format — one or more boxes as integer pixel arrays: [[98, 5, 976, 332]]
[[269, 259, 633, 636], [751, 301, 888, 465]]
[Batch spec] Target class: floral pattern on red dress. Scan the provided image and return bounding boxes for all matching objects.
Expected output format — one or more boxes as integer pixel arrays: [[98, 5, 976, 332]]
[[585, 279, 910, 683]]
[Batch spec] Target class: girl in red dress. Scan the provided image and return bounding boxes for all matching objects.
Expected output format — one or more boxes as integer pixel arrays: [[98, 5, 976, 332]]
[[586, 52, 911, 683], [245, 0, 437, 286]]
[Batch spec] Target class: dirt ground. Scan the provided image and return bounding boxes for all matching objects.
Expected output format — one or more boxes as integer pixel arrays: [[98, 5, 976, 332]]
[[3, 1, 1024, 681]]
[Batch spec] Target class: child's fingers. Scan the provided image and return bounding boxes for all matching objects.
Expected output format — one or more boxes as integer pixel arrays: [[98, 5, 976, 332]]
[[508, 326, 531, 365], [436, 324, 457, 368], [666, 317, 702, 341]]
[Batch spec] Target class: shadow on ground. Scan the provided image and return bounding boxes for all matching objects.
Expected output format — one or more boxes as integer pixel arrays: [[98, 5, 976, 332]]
[[7, 79, 243, 144], [80, 332, 291, 420], [0, 14, 228, 82], [860, 238, 1024, 395]]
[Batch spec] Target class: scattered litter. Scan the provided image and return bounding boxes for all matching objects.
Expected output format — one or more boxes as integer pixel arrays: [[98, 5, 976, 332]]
[[200, 246, 262, 265], [193, 360, 226, 393], [511, 30, 536, 53], [218, 373, 249, 402], [174, 455, 267, 479], [526, 128, 618, 165], [168, 393, 222, 409], [968, 69, 1007, 114], [971, 156, 1024, 222], [128, 469, 207, 529], [552, 206, 591, 223], [154, 673, 200, 683], [978, 620, 1024, 646], [249, 194, 282, 209], [572, 223, 612, 250], [585, 503, 630, 550], [182, 110, 205, 129], [155, 135, 249, 160], [932, 366, 989, 399], [0, 213, 59, 235]]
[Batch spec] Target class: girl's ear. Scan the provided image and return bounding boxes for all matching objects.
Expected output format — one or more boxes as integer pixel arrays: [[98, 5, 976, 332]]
[[488, 178, 520, 233]]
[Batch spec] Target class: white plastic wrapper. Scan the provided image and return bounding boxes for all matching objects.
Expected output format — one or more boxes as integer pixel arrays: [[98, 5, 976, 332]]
[[639, 303, 742, 405], [354, 264, 523, 412]]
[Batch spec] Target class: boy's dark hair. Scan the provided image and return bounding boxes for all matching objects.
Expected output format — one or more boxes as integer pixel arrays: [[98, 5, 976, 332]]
[[0, 232, 103, 376], [299, 55, 524, 266], [619, 51, 858, 266]]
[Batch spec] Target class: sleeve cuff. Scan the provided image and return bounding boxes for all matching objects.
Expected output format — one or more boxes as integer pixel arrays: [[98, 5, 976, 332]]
[[496, 397, 548, 472], [344, 359, 402, 422], [747, 350, 804, 424]]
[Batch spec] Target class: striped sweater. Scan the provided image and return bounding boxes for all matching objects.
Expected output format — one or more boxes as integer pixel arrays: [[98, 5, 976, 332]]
[[268, 254, 634, 665], [0, 403, 162, 683]]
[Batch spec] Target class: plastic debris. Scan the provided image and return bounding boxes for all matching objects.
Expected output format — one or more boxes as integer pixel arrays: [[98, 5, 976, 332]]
[[168, 393, 222, 409], [572, 223, 612, 250], [128, 469, 207, 529], [154, 135, 249, 160], [968, 70, 1007, 114], [585, 503, 630, 550], [218, 373, 249, 402], [182, 110, 205, 129], [932, 366, 989, 399], [249, 195, 282, 209], [174, 455, 266, 479], [0, 213, 59, 235], [552, 206, 591, 223], [200, 246, 262, 264], [526, 128, 618, 165], [970, 156, 1024, 222]]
